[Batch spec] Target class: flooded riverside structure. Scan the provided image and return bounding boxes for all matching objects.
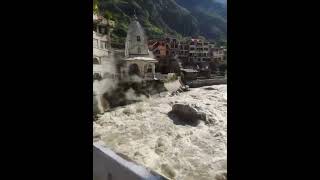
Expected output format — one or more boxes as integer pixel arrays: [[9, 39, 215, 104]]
[[93, 9, 227, 180], [93, 13, 115, 80], [93, 13, 160, 83], [120, 14, 158, 81], [93, 13, 177, 113]]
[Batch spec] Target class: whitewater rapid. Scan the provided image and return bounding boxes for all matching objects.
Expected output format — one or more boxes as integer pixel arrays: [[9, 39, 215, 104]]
[[93, 85, 227, 180]]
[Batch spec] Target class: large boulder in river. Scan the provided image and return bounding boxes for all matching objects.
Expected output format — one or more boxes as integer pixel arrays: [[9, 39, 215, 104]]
[[171, 103, 206, 125]]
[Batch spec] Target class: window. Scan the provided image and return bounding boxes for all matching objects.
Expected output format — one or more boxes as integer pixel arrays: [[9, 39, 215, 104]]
[[100, 41, 107, 49], [93, 73, 102, 80], [93, 58, 100, 64], [99, 26, 106, 34], [138, 47, 141, 53], [93, 39, 98, 48], [137, 36, 141, 41]]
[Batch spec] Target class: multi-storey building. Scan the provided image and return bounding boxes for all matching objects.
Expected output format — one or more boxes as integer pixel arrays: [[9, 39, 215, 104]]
[[212, 46, 225, 63], [148, 36, 180, 59], [93, 13, 115, 80], [165, 36, 179, 57], [148, 36, 226, 76], [187, 38, 211, 65], [148, 39, 169, 59], [148, 36, 182, 74], [178, 41, 189, 64]]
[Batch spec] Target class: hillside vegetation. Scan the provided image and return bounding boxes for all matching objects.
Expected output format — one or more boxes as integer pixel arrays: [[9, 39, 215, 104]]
[[95, 0, 227, 46]]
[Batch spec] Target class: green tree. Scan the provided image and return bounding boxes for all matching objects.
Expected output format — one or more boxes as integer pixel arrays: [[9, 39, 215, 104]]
[[93, 0, 98, 14], [104, 11, 113, 19]]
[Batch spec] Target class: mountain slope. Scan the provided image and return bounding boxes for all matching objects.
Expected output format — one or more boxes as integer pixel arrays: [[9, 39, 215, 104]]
[[176, 0, 227, 40], [97, 0, 226, 44]]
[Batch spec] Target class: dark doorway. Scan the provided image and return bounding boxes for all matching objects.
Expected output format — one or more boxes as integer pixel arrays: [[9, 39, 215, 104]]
[[128, 64, 140, 76]]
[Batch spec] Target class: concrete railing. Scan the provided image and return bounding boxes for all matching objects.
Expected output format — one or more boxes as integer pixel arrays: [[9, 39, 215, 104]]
[[93, 142, 169, 180]]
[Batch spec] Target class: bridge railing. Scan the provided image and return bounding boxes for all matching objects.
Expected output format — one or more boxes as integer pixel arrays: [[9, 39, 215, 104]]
[[93, 142, 170, 180]]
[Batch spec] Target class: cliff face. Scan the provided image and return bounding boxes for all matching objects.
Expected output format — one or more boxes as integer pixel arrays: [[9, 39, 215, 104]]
[[97, 0, 226, 44]]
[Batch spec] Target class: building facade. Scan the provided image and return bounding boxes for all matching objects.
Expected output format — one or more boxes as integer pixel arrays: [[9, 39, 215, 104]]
[[187, 38, 211, 64], [212, 46, 225, 64], [93, 13, 115, 80]]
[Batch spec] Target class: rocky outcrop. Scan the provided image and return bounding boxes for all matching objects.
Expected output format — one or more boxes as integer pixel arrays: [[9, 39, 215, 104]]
[[171, 103, 206, 125]]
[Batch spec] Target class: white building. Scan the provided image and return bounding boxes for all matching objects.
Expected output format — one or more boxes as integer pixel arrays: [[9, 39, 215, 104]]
[[93, 14, 115, 80], [213, 46, 225, 63], [120, 15, 158, 81]]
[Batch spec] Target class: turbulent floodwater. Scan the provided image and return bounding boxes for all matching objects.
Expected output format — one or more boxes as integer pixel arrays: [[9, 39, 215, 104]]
[[93, 85, 227, 180]]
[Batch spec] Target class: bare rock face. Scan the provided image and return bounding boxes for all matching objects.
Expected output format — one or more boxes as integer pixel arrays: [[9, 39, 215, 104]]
[[171, 103, 206, 125]]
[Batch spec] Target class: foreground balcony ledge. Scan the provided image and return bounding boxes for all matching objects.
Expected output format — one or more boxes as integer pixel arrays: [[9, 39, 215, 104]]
[[93, 141, 170, 180]]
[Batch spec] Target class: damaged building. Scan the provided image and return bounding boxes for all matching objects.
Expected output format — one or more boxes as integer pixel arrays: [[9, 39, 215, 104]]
[[93, 13, 115, 80], [120, 14, 158, 81], [93, 13, 160, 82], [93, 13, 169, 113]]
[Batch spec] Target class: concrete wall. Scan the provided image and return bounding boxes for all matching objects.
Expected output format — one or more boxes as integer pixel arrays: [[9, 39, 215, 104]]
[[93, 142, 169, 180], [187, 78, 227, 88]]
